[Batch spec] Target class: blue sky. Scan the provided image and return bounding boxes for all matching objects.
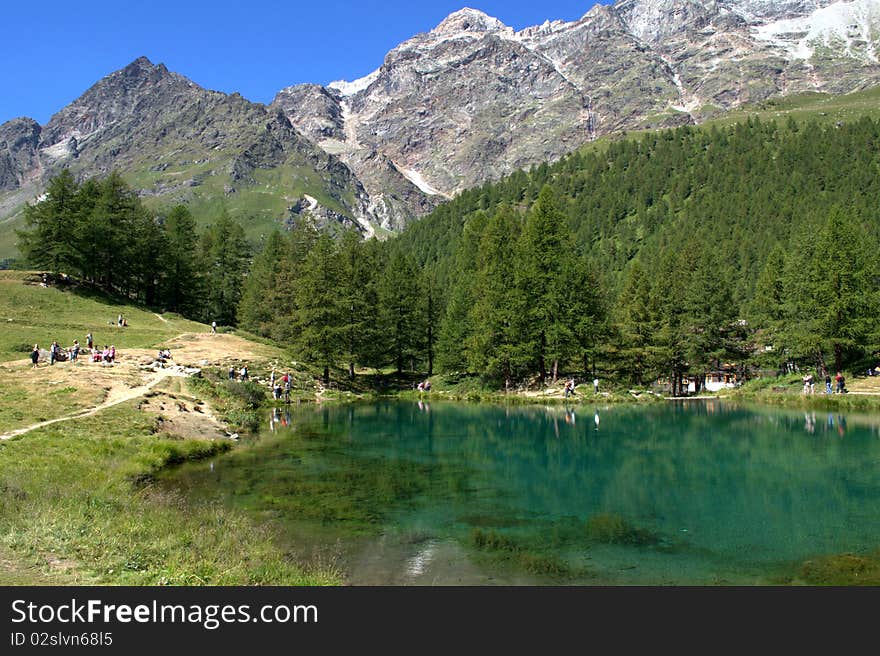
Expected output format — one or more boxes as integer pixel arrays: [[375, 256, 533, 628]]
[[0, 1, 607, 126]]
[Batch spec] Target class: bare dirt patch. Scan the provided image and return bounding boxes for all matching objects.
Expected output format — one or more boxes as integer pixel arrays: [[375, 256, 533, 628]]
[[137, 389, 226, 441]]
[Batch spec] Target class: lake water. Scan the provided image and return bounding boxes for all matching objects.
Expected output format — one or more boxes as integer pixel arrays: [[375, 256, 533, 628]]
[[159, 400, 880, 585]]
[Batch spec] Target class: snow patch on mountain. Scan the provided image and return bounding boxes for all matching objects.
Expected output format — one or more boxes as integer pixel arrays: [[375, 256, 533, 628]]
[[328, 69, 380, 97], [752, 0, 880, 62], [393, 164, 450, 198]]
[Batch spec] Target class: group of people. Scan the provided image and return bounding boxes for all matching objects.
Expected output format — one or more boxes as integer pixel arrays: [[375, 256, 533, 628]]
[[416, 380, 432, 392], [30, 334, 114, 367], [228, 364, 249, 381], [563, 377, 600, 399], [270, 370, 293, 401], [92, 345, 116, 363], [803, 372, 846, 394], [116, 314, 128, 328]]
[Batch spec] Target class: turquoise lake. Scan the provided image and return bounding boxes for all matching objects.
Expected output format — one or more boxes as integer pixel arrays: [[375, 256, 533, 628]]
[[159, 400, 880, 585]]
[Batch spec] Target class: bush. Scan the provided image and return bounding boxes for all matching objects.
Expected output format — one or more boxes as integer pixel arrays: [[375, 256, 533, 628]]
[[222, 381, 266, 409]]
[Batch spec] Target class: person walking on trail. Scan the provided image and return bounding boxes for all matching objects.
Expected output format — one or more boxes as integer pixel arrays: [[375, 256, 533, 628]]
[[86, 331, 93, 350], [30, 344, 39, 368], [211, 321, 217, 334], [49, 340, 59, 366], [240, 365, 249, 382], [835, 371, 845, 394], [283, 372, 292, 403], [228, 366, 236, 381]]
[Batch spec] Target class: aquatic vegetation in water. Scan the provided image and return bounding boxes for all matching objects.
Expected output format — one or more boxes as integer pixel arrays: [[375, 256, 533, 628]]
[[584, 513, 660, 547], [799, 550, 880, 585], [471, 528, 520, 552], [469, 528, 581, 578]]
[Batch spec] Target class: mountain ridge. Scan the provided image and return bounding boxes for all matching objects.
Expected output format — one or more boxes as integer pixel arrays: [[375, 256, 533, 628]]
[[3, 0, 880, 257]]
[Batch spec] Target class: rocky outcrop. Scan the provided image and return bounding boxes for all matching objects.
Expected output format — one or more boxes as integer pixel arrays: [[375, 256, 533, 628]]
[[0, 117, 41, 191]]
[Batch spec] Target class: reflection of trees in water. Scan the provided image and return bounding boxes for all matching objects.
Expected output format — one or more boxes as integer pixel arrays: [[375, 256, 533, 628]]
[[172, 401, 880, 564]]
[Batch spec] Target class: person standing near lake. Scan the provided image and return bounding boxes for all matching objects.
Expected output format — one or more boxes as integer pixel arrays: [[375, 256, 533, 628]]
[[835, 371, 845, 393], [31, 344, 39, 368], [825, 373, 832, 394], [593, 377, 599, 394]]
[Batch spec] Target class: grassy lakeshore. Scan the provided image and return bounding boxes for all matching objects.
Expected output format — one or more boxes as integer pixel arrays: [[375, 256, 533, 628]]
[[0, 395, 339, 585], [0, 272, 338, 585], [729, 374, 880, 411]]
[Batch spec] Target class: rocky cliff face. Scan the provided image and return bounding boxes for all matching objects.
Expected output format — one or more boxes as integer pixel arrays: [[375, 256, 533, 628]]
[[271, 0, 880, 222], [3, 1, 880, 250]]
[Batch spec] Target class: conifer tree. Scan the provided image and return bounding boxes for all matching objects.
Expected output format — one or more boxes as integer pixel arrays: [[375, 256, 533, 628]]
[[161, 205, 202, 314], [436, 211, 489, 372], [750, 244, 788, 364], [811, 207, 878, 373], [294, 233, 343, 385], [378, 249, 422, 376], [615, 261, 653, 385], [466, 205, 522, 387], [514, 186, 576, 384], [238, 230, 285, 335], [269, 219, 318, 343], [17, 169, 82, 275], [201, 209, 250, 326], [336, 229, 380, 378]]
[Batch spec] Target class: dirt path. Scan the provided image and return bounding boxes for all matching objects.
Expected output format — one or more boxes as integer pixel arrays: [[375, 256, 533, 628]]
[[1, 331, 284, 441], [0, 368, 180, 441], [154, 313, 169, 323]]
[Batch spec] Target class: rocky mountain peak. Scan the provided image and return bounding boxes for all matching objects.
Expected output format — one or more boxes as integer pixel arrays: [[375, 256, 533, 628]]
[[431, 7, 508, 35], [39, 56, 194, 150]]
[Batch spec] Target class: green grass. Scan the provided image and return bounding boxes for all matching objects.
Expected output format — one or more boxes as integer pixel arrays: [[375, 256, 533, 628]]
[[0, 400, 339, 585], [0, 376, 107, 433], [0, 270, 205, 361]]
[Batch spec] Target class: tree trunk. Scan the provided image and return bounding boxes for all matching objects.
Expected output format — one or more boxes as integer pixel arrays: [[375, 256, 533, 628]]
[[348, 361, 355, 379], [539, 331, 547, 385], [427, 316, 434, 376], [552, 359, 559, 384], [323, 365, 330, 387], [834, 343, 842, 376]]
